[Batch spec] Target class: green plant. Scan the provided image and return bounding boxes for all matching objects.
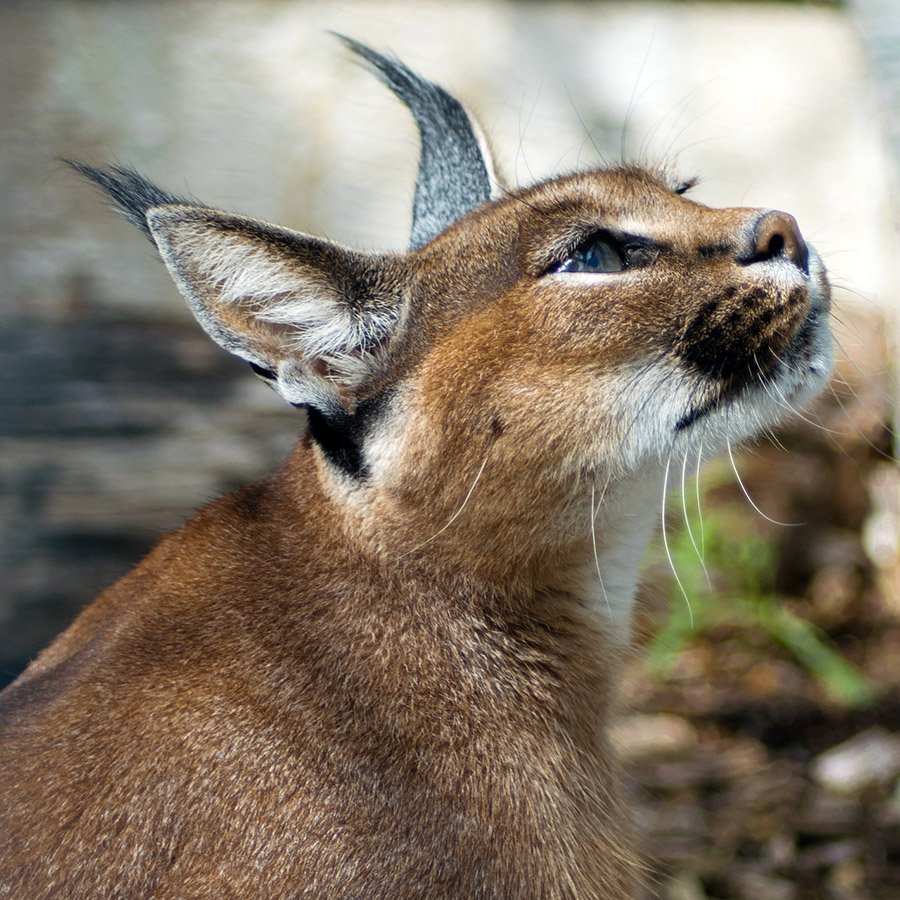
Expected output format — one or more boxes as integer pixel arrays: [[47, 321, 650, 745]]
[[647, 470, 875, 709]]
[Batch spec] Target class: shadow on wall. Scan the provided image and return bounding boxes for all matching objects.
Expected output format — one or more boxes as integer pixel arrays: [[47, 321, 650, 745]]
[[0, 313, 300, 687]]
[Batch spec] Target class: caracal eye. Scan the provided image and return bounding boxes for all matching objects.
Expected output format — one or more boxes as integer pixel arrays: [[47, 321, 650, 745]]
[[557, 236, 624, 274]]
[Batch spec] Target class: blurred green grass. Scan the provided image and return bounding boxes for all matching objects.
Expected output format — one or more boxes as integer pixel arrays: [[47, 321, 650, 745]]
[[647, 459, 876, 709]]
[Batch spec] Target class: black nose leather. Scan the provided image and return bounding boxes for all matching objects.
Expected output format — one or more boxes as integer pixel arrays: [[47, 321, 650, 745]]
[[744, 210, 809, 274]]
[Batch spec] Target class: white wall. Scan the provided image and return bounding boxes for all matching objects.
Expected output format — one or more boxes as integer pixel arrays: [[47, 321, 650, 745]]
[[1, 1, 894, 323]]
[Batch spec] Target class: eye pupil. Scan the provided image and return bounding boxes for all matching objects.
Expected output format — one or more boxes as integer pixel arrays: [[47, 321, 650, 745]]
[[561, 236, 623, 274], [546, 230, 658, 277]]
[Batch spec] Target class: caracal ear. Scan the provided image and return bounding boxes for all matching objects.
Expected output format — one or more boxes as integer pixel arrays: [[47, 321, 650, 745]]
[[146, 205, 404, 412], [337, 36, 506, 249], [70, 163, 404, 412]]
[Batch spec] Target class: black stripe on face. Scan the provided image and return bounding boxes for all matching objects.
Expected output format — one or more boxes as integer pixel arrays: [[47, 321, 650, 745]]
[[674, 393, 724, 432], [249, 361, 277, 381]]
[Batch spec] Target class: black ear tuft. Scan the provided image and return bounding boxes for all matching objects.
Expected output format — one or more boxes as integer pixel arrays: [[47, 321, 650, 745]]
[[66, 161, 198, 239], [334, 35, 493, 250]]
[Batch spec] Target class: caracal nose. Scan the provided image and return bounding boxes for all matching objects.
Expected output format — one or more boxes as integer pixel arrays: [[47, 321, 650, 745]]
[[746, 209, 809, 275]]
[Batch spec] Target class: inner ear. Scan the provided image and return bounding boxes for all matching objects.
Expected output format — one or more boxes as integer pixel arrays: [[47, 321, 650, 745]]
[[146, 205, 405, 410]]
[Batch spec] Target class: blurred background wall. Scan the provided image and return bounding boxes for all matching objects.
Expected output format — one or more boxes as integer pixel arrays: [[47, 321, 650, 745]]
[[2, 1, 899, 896]]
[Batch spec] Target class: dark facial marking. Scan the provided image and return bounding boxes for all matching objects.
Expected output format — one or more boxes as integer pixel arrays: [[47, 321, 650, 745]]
[[674, 176, 699, 195], [249, 361, 277, 381], [677, 288, 768, 382], [675, 392, 724, 432], [787, 287, 804, 307], [302, 392, 392, 480], [697, 242, 732, 259]]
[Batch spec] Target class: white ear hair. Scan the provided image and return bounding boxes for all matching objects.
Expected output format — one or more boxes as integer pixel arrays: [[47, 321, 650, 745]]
[[258, 294, 402, 382], [146, 206, 405, 408]]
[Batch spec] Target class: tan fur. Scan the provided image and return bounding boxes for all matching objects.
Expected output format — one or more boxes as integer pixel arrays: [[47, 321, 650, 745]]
[[1, 123, 831, 896]]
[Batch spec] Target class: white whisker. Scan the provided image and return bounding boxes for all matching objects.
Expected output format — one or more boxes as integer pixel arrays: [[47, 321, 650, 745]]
[[662, 454, 694, 629], [694, 439, 709, 570], [761, 426, 790, 454], [680, 449, 711, 589], [829, 328, 894, 406], [726, 439, 802, 527], [400, 451, 490, 558], [764, 349, 842, 435], [590, 482, 613, 619], [826, 382, 894, 461], [752, 351, 841, 437]]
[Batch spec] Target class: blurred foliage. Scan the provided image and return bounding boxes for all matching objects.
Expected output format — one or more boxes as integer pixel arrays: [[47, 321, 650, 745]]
[[647, 459, 876, 709]]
